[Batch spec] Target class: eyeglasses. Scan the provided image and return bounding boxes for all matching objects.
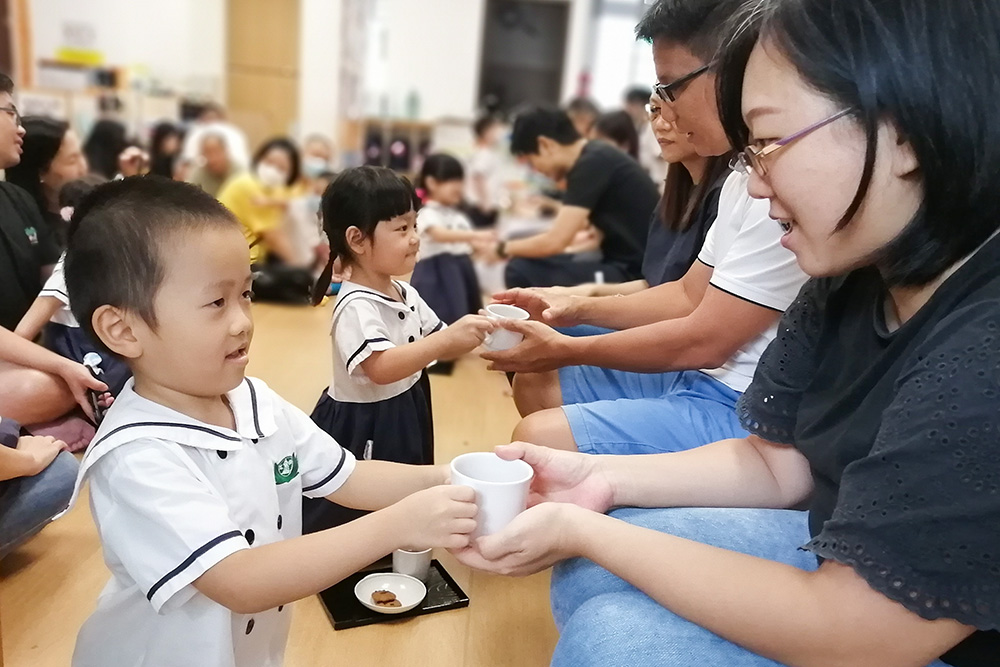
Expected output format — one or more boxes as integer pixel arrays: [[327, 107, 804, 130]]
[[730, 108, 852, 177], [653, 63, 712, 103], [644, 102, 665, 122], [0, 105, 22, 127]]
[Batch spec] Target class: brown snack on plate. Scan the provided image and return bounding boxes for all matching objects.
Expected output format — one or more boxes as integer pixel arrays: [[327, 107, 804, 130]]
[[372, 590, 398, 605], [378, 599, 402, 608]]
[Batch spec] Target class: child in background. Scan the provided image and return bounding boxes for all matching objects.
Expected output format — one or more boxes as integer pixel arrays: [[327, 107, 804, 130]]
[[15, 176, 132, 408], [283, 169, 334, 276], [305, 167, 494, 532], [465, 115, 504, 228], [411, 154, 495, 327], [63, 176, 476, 667]]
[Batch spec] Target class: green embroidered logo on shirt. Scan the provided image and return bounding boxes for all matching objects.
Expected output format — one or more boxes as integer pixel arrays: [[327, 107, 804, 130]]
[[273, 454, 299, 484], [24, 226, 38, 245]]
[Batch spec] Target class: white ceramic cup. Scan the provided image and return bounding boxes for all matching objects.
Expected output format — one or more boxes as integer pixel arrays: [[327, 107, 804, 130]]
[[392, 547, 433, 583], [450, 452, 533, 537], [483, 304, 530, 351]]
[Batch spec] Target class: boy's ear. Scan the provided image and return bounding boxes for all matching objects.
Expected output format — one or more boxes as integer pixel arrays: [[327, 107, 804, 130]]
[[536, 136, 556, 155], [91, 305, 143, 359], [345, 225, 368, 256]]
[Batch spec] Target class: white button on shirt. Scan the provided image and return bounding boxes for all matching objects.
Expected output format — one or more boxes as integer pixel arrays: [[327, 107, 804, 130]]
[[70, 377, 356, 667], [328, 280, 445, 404]]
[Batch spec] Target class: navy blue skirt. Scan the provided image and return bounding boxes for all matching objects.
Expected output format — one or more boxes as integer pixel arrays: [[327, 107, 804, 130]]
[[303, 372, 434, 533], [44, 323, 132, 396], [409, 253, 482, 325]]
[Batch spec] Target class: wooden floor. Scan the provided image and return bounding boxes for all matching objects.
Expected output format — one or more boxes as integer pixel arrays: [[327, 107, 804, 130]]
[[0, 301, 558, 666]]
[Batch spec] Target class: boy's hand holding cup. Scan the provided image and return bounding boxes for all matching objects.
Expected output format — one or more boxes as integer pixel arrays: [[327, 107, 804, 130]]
[[391, 485, 478, 551]]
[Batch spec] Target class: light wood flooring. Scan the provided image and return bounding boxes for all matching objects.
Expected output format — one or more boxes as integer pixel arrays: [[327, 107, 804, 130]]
[[0, 301, 558, 666]]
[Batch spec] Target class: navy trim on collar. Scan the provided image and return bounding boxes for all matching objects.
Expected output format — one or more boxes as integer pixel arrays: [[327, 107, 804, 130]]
[[244, 378, 264, 439], [146, 530, 246, 601]]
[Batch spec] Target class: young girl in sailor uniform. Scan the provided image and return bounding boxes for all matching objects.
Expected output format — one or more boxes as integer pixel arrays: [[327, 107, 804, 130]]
[[61, 177, 477, 667], [305, 167, 495, 532]]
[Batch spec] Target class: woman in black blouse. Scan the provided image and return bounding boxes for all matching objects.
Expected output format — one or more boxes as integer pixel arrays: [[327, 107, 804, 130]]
[[454, 1, 1000, 665]]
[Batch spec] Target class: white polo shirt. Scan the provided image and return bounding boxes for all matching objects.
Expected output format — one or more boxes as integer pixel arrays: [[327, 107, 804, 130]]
[[328, 280, 444, 404], [38, 253, 78, 327], [697, 171, 808, 392], [70, 377, 356, 667], [417, 201, 474, 259]]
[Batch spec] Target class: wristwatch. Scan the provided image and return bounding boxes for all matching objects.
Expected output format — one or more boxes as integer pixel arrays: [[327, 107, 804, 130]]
[[497, 240, 509, 258]]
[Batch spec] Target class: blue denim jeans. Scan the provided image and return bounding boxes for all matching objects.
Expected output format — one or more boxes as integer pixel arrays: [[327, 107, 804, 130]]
[[550, 506, 950, 667], [0, 450, 78, 557]]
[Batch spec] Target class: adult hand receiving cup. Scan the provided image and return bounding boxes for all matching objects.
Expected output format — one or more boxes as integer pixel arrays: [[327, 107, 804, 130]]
[[449, 502, 592, 577], [449, 452, 533, 537], [479, 319, 575, 373], [482, 304, 530, 351], [491, 288, 583, 328], [494, 441, 615, 513]]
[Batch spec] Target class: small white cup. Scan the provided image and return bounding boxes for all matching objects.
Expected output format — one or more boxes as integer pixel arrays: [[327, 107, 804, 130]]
[[450, 452, 533, 537], [483, 304, 530, 351], [392, 547, 433, 583]]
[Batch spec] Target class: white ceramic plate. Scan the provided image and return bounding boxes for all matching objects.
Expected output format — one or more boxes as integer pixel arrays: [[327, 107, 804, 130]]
[[354, 573, 427, 615]]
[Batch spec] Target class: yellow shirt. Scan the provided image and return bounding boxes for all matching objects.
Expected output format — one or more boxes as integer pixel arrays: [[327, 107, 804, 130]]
[[217, 172, 293, 264]]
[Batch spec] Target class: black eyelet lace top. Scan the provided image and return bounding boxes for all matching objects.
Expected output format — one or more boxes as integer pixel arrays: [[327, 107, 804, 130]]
[[738, 236, 1000, 667]]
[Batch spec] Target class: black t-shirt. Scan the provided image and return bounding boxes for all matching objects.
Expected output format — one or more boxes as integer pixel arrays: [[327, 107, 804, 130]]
[[0, 182, 60, 330], [563, 141, 660, 279], [738, 234, 1000, 666], [641, 172, 725, 286]]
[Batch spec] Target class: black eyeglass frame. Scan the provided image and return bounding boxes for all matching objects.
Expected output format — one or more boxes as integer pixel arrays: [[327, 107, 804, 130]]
[[653, 63, 712, 103]]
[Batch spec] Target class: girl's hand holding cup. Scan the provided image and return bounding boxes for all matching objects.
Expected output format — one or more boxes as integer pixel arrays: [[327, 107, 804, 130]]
[[442, 314, 496, 355]]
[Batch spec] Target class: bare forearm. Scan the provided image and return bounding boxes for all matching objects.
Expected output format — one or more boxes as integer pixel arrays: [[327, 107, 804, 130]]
[[427, 228, 482, 244], [361, 336, 450, 385], [567, 318, 730, 372], [0, 327, 69, 376], [197, 509, 402, 613], [603, 437, 813, 510], [0, 446, 36, 481], [588, 280, 648, 297], [506, 232, 567, 258], [261, 228, 298, 266], [573, 282, 695, 329], [15, 297, 61, 341], [331, 461, 446, 510]]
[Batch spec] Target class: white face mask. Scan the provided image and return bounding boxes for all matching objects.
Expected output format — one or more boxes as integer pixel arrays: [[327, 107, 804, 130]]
[[302, 156, 330, 179], [256, 163, 287, 188]]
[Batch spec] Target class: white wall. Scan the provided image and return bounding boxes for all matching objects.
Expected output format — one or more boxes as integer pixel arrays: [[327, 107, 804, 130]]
[[298, 0, 342, 140], [370, 0, 592, 121], [375, 0, 486, 120], [30, 0, 226, 98]]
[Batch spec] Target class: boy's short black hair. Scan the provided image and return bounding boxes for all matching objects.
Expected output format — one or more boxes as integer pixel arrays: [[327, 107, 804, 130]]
[[312, 166, 419, 304], [64, 176, 240, 352], [509, 107, 582, 156], [624, 86, 651, 106], [0, 72, 12, 95], [635, 0, 746, 61]]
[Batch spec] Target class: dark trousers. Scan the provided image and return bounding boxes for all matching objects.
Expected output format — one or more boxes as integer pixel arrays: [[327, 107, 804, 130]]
[[504, 255, 632, 289]]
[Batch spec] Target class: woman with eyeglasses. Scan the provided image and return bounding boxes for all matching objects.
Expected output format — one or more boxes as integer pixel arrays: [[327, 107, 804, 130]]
[[455, 1, 999, 665]]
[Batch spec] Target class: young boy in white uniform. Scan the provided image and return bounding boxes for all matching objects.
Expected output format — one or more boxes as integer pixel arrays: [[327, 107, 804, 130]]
[[62, 177, 478, 667]]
